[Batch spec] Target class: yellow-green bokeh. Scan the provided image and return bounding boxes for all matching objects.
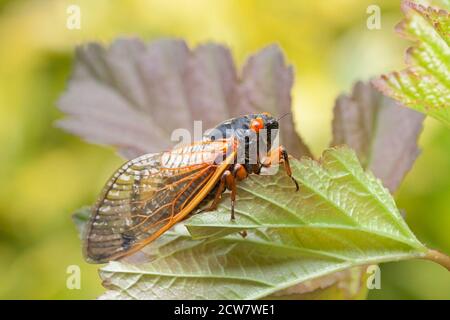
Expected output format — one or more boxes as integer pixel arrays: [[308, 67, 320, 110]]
[[0, 0, 449, 299]]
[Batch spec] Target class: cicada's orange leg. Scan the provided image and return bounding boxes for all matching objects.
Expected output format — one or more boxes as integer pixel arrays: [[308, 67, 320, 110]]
[[262, 146, 299, 191], [231, 164, 248, 237], [203, 164, 249, 221], [206, 168, 238, 219], [205, 170, 231, 212]]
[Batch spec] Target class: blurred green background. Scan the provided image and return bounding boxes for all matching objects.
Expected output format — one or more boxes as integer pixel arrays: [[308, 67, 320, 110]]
[[0, 0, 449, 299]]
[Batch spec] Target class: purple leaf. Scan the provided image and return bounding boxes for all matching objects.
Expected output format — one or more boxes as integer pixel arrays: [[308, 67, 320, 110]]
[[331, 81, 424, 192], [238, 45, 312, 158], [57, 38, 311, 159], [184, 43, 238, 125]]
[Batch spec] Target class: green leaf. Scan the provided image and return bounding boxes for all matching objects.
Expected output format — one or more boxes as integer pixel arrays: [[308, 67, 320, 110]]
[[98, 146, 427, 300], [186, 146, 423, 244], [372, 1, 450, 127], [267, 266, 370, 300], [330, 80, 424, 298]]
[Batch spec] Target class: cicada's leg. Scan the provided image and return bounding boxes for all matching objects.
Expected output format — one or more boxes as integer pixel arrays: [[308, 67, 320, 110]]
[[230, 163, 251, 222], [202, 170, 231, 212], [263, 146, 299, 191], [227, 169, 237, 221], [203, 164, 249, 222], [231, 164, 248, 238], [280, 147, 299, 191], [213, 168, 237, 221], [232, 163, 248, 181]]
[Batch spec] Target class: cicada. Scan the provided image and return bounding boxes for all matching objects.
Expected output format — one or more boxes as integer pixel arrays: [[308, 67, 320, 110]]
[[84, 113, 299, 263]]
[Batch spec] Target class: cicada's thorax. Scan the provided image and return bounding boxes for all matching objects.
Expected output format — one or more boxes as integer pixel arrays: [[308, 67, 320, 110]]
[[204, 114, 279, 174]]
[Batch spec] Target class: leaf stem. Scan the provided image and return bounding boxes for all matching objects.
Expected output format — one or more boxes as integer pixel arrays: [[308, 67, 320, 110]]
[[423, 249, 450, 271]]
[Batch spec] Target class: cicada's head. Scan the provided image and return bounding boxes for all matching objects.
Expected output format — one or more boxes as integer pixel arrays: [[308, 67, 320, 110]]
[[230, 112, 278, 133], [206, 112, 281, 166], [241, 112, 279, 151], [224, 112, 279, 163], [247, 112, 279, 134]]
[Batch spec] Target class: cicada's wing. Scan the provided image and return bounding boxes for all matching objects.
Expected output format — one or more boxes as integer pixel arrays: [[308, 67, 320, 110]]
[[84, 140, 234, 263]]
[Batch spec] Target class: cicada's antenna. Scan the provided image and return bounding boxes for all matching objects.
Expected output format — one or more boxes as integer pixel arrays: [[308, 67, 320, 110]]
[[277, 112, 291, 122]]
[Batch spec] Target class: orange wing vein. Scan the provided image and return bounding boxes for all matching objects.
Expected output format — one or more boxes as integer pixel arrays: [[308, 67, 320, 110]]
[[83, 139, 235, 263]]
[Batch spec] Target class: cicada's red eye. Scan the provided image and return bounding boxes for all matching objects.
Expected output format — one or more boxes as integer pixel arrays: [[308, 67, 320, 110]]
[[250, 118, 264, 133]]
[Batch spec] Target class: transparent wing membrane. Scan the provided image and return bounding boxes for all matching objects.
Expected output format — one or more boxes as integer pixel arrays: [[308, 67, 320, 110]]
[[84, 139, 231, 263]]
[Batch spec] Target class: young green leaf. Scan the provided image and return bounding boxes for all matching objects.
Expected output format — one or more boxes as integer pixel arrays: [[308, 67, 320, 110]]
[[97, 146, 428, 300], [372, 1, 450, 127]]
